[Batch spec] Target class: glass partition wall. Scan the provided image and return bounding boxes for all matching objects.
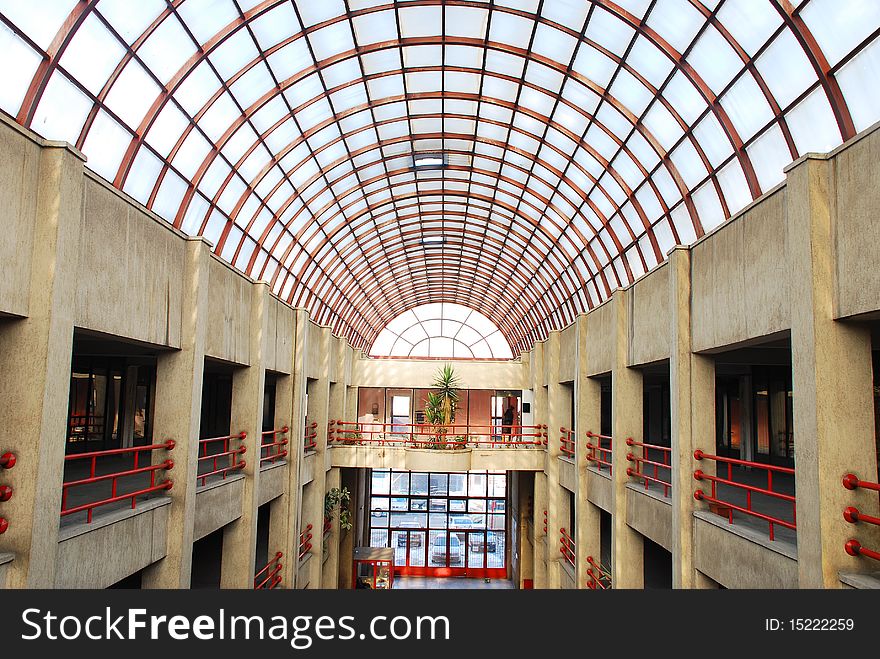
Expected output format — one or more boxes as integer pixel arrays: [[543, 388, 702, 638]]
[[368, 470, 508, 579]]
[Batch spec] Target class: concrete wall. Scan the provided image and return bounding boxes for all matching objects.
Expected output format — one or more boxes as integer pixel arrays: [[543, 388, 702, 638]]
[[193, 477, 245, 542], [586, 469, 612, 513], [265, 299, 295, 375], [355, 357, 525, 390], [76, 175, 186, 348], [693, 513, 798, 589], [558, 325, 577, 383], [55, 500, 169, 588], [629, 264, 669, 366], [625, 486, 672, 552], [558, 457, 576, 492], [258, 462, 287, 507], [832, 126, 880, 319], [584, 301, 614, 376], [0, 121, 41, 318], [691, 187, 789, 352], [205, 257, 251, 365]]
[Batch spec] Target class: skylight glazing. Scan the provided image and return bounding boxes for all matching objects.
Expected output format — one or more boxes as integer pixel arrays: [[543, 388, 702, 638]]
[[370, 302, 513, 359], [0, 0, 877, 354]]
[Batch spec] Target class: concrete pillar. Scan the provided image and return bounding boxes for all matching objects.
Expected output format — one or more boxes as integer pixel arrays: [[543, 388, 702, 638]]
[[321, 467, 342, 587], [575, 315, 602, 588], [267, 347, 294, 586], [142, 238, 211, 588], [273, 309, 308, 587], [532, 470, 548, 588], [610, 289, 644, 588], [0, 144, 84, 587], [220, 282, 269, 588], [530, 343, 549, 588], [544, 332, 569, 588], [786, 156, 880, 587], [302, 326, 331, 588], [668, 247, 716, 589]]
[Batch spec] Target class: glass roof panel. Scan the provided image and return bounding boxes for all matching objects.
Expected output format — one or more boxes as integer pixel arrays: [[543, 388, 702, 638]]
[[1, 0, 874, 354]]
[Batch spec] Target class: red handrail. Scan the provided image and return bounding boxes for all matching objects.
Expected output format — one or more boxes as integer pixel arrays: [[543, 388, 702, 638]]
[[330, 420, 548, 448], [298, 524, 313, 561], [843, 473, 880, 493], [197, 432, 246, 486], [254, 552, 283, 589], [61, 440, 175, 523], [0, 451, 11, 534], [560, 528, 575, 568], [586, 556, 610, 590], [260, 426, 289, 466], [845, 540, 880, 562], [626, 438, 672, 497], [560, 427, 575, 458], [693, 450, 796, 541], [585, 431, 613, 473], [842, 472, 880, 563], [304, 420, 318, 452]]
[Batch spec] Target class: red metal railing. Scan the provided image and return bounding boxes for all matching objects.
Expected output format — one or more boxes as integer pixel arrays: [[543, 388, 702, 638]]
[[61, 440, 175, 523], [586, 556, 610, 590], [0, 451, 11, 534], [260, 426, 289, 466], [254, 552, 283, 589], [843, 472, 880, 563], [560, 528, 575, 568], [626, 438, 672, 497], [197, 432, 246, 486], [560, 427, 575, 458], [298, 524, 313, 561], [304, 421, 318, 452], [585, 431, 613, 473], [330, 420, 548, 448], [693, 450, 796, 541]]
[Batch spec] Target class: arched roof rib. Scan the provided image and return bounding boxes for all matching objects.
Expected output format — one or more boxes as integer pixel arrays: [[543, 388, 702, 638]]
[[1, 0, 877, 353]]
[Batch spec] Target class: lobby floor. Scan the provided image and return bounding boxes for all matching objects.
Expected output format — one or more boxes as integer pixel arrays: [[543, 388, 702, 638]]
[[395, 576, 515, 589]]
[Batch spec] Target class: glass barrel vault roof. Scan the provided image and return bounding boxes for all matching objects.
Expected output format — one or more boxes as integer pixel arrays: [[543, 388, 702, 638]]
[[1, 0, 878, 354]]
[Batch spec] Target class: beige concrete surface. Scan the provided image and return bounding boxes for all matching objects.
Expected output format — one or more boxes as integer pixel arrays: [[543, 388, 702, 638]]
[[691, 187, 789, 352], [258, 462, 287, 507], [625, 485, 672, 552], [694, 513, 798, 589], [629, 263, 670, 367], [55, 499, 170, 589], [193, 476, 245, 542]]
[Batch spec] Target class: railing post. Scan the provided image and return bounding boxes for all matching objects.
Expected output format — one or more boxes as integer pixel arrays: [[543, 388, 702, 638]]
[[786, 155, 880, 587], [142, 237, 211, 589], [0, 144, 84, 588]]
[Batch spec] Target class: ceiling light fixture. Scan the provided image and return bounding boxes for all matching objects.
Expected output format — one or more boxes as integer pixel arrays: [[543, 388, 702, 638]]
[[413, 153, 446, 169]]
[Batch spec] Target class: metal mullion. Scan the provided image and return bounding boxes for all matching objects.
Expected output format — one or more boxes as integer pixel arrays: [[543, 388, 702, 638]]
[[343, 0, 421, 309], [470, 1, 545, 329], [457, 0, 495, 319], [392, 1, 431, 298], [260, 1, 393, 336], [483, 2, 602, 327]]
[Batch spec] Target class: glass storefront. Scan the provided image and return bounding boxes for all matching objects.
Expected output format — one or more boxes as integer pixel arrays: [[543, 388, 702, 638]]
[[368, 470, 507, 578]]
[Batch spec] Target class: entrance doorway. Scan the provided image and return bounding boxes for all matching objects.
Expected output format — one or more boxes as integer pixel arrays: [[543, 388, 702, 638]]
[[368, 470, 507, 579]]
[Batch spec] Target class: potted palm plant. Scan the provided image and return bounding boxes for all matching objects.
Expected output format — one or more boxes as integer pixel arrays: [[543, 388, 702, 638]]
[[423, 365, 462, 449]]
